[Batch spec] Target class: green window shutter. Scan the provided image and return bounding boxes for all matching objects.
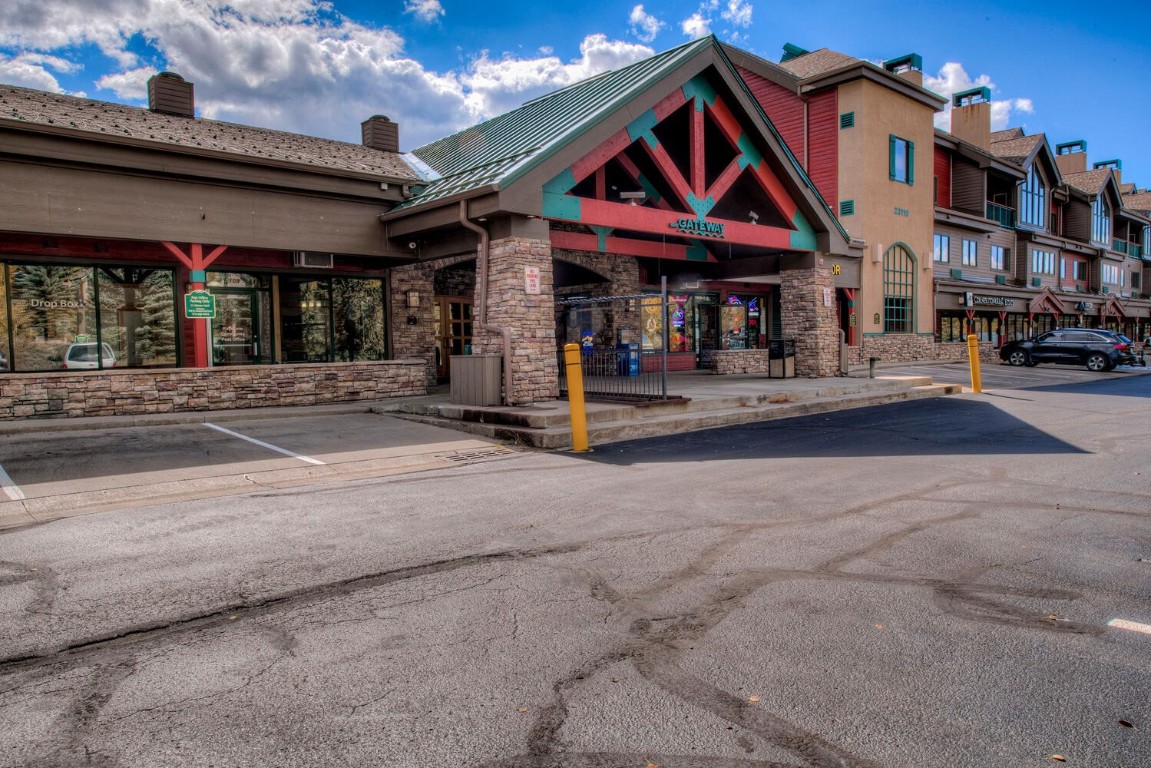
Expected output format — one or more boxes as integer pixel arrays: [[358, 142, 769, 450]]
[[908, 140, 915, 185], [889, 135, 896, 180]]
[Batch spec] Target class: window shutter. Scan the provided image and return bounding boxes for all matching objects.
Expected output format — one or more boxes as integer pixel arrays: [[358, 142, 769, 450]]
[[889, 135, 896, 180], [908, 140, 915, 185]]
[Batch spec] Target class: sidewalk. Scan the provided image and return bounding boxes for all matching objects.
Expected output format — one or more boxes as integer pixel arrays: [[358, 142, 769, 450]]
[[0, 370, 959, 448]]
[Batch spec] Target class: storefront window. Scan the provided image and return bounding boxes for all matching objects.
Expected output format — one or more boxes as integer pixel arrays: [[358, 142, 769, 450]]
[[2, 263, 178, 372], [333, 278, 385, 361], [0, 267, 8, 372], [96, 268, 177, 367]]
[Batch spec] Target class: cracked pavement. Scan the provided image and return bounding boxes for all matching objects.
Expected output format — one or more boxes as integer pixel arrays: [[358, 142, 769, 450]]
[[1, 376, 1150, 767]]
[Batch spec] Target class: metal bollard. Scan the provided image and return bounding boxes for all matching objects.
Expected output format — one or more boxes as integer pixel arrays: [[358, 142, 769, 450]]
[[966, 334, 983, 393], [868, 356, 879, 379], [563, 343, 589, 452]]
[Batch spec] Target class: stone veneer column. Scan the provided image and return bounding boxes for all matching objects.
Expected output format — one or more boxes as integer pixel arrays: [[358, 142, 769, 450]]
[[780, 258, 841, 378], [474, 236, 559, 404], [390, 262, 437, 386]]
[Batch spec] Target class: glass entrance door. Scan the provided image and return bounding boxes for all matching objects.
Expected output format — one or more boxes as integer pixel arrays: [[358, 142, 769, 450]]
[[434, 297, 473, 380], [211, 290, 261, 364]]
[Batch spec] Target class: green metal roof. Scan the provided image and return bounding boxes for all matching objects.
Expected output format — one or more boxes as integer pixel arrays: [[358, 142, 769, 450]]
[[393, 35, 850, 246], [395, 37, 712, 211]]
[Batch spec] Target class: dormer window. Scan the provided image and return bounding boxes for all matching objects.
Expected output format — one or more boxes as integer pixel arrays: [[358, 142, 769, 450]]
[[1019, 165, 1046, 229], [1092, 196, 1111, 245]]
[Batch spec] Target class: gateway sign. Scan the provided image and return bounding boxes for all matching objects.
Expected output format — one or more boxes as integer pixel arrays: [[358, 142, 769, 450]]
[[669, 218, 725, 239]]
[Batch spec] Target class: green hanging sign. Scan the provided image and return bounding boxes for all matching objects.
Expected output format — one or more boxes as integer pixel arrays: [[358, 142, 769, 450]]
[[184, 290, 216, 319]]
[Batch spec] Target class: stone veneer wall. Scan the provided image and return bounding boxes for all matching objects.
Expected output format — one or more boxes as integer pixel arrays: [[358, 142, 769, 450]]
[[552, 249, 643, 345], [475, 237, 559, 404], [858, 336, 998, 365], [0, 360, 426, 420], [780, 262, 840, 377], [389, 263, 437, 386]]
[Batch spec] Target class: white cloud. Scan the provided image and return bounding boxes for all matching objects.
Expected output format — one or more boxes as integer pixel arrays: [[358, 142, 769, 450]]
[[720, 0, 752, 28], [461, 34, 653, 120], [924, 61, 1033, 132], [681, 12, 711, 39], [0, 52, 74, 91], [628, 4, 664, 43], [403, 0, 444, 23], [0, 1, 659, 150]]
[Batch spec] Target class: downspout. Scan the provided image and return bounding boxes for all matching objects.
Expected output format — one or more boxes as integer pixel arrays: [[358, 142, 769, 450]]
[[459, 200, 513, 405]]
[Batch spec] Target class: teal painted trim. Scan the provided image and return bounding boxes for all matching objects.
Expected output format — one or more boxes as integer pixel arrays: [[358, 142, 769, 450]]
[[543, 168, 577, 195], [789, 209, 817, 251], [736, 132, 762, 171], [542, 168, 581, 220], [590, 225, 613, 253], [636, 173, 662, 203], [687, 192, 716, 218], [686, 241, 710, 261], [190, 269, 206, 282], [627, 109, 660, 149], [862, 333, 886, 337], [682, 76, 718, 110]]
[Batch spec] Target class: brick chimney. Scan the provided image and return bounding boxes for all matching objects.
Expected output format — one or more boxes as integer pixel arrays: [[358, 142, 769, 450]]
[[147, 72, 195, 118], [950, 87, 991, 151], [361, 115, 399, 153], [883, 53, 923, 87], [1055, 140, 1088, 175]]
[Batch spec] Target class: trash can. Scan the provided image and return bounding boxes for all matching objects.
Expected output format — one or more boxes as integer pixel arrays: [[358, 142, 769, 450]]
[[616, 343, 640, 376], [450, 354, 502, 405]]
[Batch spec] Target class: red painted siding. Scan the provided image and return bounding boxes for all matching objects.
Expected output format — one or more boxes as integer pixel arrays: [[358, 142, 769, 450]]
[[805, 90, 838, 208], [737, 67, 837, 209], [934, 147, 952, 208]]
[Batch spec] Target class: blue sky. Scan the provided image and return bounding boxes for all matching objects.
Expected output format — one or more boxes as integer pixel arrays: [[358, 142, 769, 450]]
[[2, 0, 1150, 186]]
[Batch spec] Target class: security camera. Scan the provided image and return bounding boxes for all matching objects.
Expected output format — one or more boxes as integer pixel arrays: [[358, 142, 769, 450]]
[[407, 241, 418, 250]]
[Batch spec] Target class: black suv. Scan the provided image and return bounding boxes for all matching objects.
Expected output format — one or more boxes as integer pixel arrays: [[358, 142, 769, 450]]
[[1000, 328, 1140, 371]]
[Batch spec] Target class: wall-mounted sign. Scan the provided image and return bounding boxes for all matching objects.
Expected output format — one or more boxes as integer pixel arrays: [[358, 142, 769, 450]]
[[831, 264, 842, 276], [30, 298, 86, 309], [184, 290, 216, 319], [823, 287, 833, 307], [961, 293, 1015, 308], [669, 218, 725, 239], [1077, 301, 1094, 311], [524, 265, 541, 295]]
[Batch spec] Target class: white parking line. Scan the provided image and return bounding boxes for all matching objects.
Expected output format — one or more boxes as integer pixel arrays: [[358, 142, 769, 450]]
[[203, 423, 326, 465], [0, 462, 25, 500], [1108, 618, 1151, 635]]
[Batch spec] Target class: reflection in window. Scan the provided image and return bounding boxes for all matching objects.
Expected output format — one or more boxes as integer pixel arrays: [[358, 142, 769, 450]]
[[2, 263, 177, 372], [96, 268, 177, 367], [883, 244, 916, 333], [333, 278, 385, 361]]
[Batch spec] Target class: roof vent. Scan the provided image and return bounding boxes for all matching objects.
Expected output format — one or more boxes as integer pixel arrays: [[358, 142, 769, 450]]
[[780, 43, 810, 63], [362, 115, 400, 153], [950, 86, 992, 150], [882, 53, 923, 86], [147, 72, 195, 118]]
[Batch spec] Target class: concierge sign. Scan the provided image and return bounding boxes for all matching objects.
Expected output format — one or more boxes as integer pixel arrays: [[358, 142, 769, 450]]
[[961, 293, 1015, 308]]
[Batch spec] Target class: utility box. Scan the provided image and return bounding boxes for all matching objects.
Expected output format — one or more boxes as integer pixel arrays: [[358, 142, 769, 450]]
[[450, 354, 502, 405], [616, 343, 640, 376]]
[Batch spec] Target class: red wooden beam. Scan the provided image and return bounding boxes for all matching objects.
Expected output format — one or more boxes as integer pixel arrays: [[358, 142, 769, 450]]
[[641, 141, 694, 211], [571, 198, 797, 250], [615, 154, 676, 211], [550, 230, 708, 262], [691, 105, 706, 195]]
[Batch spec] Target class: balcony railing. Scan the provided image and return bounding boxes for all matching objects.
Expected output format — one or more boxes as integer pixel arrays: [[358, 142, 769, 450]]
[[1112, 239, 1145, 258], [985, 201, 1015, 228]]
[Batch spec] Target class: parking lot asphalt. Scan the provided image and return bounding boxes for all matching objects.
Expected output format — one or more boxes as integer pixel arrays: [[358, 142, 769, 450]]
[[0, 412, 517, 530], [1, 361, 1147, 531]]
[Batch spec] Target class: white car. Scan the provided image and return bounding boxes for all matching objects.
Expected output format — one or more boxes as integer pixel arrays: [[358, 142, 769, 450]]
[[62, 342, 117, 369]]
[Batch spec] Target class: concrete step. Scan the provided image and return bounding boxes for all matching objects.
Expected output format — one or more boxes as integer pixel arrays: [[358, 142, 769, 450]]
[[388, 382, 961, 450]]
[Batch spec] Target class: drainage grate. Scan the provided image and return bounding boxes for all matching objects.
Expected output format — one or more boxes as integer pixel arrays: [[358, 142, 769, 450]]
[[443, 447, 516, 462]]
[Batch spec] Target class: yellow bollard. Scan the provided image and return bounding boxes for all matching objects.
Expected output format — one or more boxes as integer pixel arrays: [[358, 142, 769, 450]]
[[563, 343, 589, 452], [966, 334, 982, 393]]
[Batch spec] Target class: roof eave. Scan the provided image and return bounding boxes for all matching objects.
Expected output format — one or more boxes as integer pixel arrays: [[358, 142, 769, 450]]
[[798, 64, 947, 111]]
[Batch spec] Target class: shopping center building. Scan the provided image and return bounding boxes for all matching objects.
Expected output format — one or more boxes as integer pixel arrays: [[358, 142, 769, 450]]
[[1, 37, 860, 418]]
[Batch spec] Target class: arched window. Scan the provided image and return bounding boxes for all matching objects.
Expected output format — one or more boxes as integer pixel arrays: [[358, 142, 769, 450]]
[[883, 244, 916, 334], [1019, 165, 1046, 229]]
